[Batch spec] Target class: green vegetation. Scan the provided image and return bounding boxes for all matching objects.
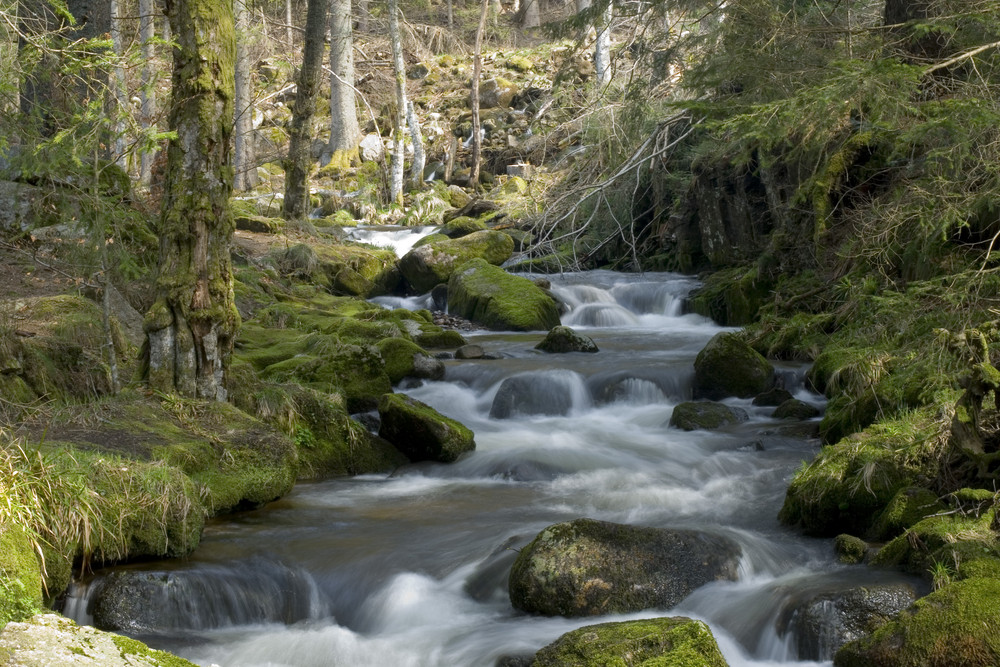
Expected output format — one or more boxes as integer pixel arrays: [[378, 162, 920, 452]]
[[447, 259, 560, 331]]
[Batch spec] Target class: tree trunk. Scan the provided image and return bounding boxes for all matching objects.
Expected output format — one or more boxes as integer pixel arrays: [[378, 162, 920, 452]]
[[470, 0, 489, 189], [594, 1, 612, 84], [447, 0, 453, 31], [109, 0, 127, 166], [521, 0, 539, 29], [146, 0, 238, 400], [406, 101, 424, 190], [234, 0, 257, 191], [138, 0, 157, 187], [285, 0, 294, 49], [283, 0, 329, 219], [388, 0, 406, 204], [329, 0, 361, 164], [357, 0, 368, 32]]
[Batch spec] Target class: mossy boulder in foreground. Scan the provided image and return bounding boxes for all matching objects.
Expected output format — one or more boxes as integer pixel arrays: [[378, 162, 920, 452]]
[[377, 393, 475, 462], [399, 229, 514, 293], [448, 259, 560, 331], [693, 332, 774, 399], [535, 325, 598, 353], [509, 518, 740, 617], [0, 614, 196, 666], [670, 401, 749, 431], [532, 617, 728, 667], [834, 577, 1000, 667], [0, 524, 42, 627]]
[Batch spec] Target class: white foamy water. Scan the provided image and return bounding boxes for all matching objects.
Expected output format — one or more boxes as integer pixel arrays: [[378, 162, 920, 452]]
[[65, 271, 920, 667]]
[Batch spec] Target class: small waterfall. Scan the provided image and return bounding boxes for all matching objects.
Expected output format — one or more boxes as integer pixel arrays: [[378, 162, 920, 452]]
[[345, 225, 439, 256], [489, 370, 591, 419]]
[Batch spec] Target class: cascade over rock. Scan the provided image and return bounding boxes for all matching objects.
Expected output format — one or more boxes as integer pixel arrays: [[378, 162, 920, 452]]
[[508, 518, 740, 617]]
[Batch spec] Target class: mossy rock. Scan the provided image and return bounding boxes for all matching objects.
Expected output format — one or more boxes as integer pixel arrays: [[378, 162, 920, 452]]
[[377, 337, 445, 384], [773, 398, 821, 420], [234, 214, 285, 234], [377, 393, 475, 463], [532, 617, 727, 667], [669, 401, 749, 431], [0, 613, 197, 666], [448, 259, 560, 331], [0, 524, 43, 628], [834, 534, 869, 564], [535, 326, 598, 353], [439, 216, 487, 239], [778, 407, 950, 537], [416, 327, 468, 349], [693, 332, 775, 399], [509, 518, 740, 617], [312, 243, 401, 297], [413, 232, 448, 249], [399, 230, 514, 293], [834, 578, 1000, 667], [871, 511, 1000, 577], [870, 486, 947, 541], [687, 266, 771, 326]]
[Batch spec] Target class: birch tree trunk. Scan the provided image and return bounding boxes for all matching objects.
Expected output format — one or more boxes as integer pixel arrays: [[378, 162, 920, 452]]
[[146, 0, 238, 400], [329, 0, 361, 166], [109, 0, 127, 166], [388, 0, 406, 204], [594, 1, 612, 85], [285, 0, 294, 49], [283, 0, 328, 219], [406, 101, 424, 190], [234, 0, 257, 191], [521, 0, 539, 29], [138, 0, 157, 186], [469, 0, 489, 189]]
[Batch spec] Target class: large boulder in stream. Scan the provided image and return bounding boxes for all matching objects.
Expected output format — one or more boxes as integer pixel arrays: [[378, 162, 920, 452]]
[[398, 230, 514, 293], [669, 401, 748, 430], [448, 259, 560, 331], [377, 393, 475, 462], [783, 582, 918, 661], [508, 518, 741, 617], [693, 332, 774, 399], [0, 614, 197, 667], [834, 577, 1000, 667], [532, 617, 727, 667], [489, 373, 581, 418], [534, 325, 599, 354]]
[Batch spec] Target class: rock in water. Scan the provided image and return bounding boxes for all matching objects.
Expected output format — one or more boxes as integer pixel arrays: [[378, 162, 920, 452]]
[[535, 325, 599, 353], [693, 332, 774, 399], [398, 230, 514, 293], [533, 617, 728, 667], [448, 259, 560, 331], [509, 518, 740, 617], [377, 393, 475, 462], [669, 401, 749, 430], [774, 398, 821, 420]]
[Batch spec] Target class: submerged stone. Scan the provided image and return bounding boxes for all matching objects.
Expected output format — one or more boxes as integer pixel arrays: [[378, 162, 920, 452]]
[[489, 374, 577, 419], [669, 401, 749, 431], [532, 617, 727, 667], [534, 325, 599, 354], [508, 518, 740, 617], [773, 398, 821, 420]]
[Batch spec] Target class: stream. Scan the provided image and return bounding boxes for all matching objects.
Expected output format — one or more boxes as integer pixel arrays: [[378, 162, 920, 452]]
[[64, 228, 922, 666]]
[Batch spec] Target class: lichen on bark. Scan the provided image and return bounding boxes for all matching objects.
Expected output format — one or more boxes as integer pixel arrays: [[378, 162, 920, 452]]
[[146, 0, 238, 400]]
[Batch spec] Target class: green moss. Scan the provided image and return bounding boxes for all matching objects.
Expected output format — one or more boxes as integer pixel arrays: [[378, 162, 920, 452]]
[[399, 231, 515, 293], [693, 332, 774, 399], [447, 259, 560, 331], [377, 337, 431, 383], [871, 512, 1000, 577], [834, 534, 868, 564], [688, 266, 772, 326], [533, 617, 728, 667], [870, 486, 947, 541], [439, 216, 488, 238], [0, 523, 43, 627], [413, 233, 448, 249], [377, 393, 475, 463], [669, 401, 747, 431], [835, 577, 1000, 667], [779, 407, 950, 537], [416, 327, 467, 349], [109, 634, 199, 667]]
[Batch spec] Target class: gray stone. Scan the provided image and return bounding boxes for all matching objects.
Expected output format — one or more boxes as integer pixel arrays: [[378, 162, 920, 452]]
[[535, 325, 599, 353], [693, 332, 775, 399], [359, 134, 384, 162], [509, 518, 741, 617], [455, 344, 485, 359], [774, 398, 821, 420], [670, 401, 749, 431]]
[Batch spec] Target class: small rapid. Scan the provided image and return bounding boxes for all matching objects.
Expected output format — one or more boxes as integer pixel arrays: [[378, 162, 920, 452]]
[[64, 264, 918, 667]]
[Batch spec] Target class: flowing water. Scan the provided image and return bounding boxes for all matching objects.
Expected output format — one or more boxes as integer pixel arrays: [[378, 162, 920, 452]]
[[64, 234, 921, 666]]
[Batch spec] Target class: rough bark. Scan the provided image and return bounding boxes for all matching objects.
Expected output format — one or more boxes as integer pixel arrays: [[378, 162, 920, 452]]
[[329, 0, 361, 161], [109, 0, 127, 165], [146, 0, 238, 400], [388, 0, 406, 203], [470, 0, 490, 189], [283, 0, 329, 219], [234, 0, 257, 191], [138, 0, 157, 186]]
